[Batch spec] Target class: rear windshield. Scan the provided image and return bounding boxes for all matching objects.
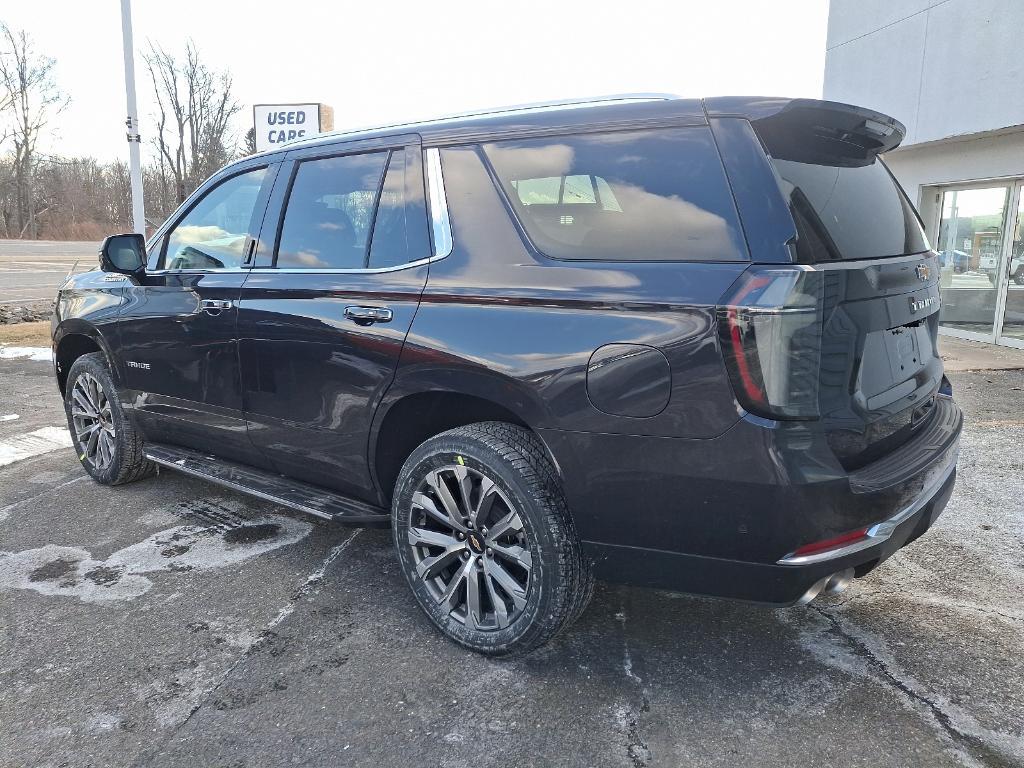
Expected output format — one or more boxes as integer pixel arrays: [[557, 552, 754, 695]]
[[482, 127, 748, 262], [767, 153, 929, 262]]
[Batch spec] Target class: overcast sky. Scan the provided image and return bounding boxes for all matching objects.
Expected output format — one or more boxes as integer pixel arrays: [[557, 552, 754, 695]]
[[3, 0, 829, 163]]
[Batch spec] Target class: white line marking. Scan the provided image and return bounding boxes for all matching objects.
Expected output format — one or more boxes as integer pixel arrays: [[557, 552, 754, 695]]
[[0, 426, 73, 468], [0, 347, 52, 362], [265, 530, 362, 631], [0, 414, 19, 422]]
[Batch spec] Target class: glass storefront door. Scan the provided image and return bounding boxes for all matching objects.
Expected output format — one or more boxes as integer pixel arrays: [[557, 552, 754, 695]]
[[936, 186, 1009, 338], [1001, 191, 1024, 343]]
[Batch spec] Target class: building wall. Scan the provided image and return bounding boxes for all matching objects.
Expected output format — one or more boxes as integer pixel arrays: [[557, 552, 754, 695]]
[[824, 0, 1024, 146], [886, 130, 1024, 237]]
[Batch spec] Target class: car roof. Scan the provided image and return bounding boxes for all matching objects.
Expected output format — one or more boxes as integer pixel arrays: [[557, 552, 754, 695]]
[[245, 94, 904, 161]]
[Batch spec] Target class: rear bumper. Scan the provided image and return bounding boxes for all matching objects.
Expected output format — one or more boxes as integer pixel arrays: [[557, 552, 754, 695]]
[[580, 465, 956, 605], [543, 396, 962, 605]]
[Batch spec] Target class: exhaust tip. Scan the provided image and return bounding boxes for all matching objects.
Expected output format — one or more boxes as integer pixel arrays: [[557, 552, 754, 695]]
[[796, 568, 856, 606], [823, 568, 855, 596], [795, 576, 829, 606]]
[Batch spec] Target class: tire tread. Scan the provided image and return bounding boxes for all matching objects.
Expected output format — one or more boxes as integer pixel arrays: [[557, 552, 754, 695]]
[[65, 352, 156, 486], [393, 421, 593, 655]]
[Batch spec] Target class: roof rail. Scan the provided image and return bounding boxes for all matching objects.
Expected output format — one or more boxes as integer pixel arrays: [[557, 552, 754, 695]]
[[296, 93, 680, 149], [423, 93, 680, 123]]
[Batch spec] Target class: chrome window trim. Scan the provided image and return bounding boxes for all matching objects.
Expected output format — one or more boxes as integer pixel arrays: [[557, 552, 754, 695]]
[[426, 147, 453, 259], [144, 267, 251, 276], [251, 254, 440, 275]]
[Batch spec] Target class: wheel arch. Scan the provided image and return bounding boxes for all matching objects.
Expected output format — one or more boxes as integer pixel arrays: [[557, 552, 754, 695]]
[[370, 386, 561, 507], [53, 322, 119, 396]]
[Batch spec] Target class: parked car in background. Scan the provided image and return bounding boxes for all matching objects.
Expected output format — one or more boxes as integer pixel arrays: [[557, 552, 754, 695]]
[[977, 251, 1024, 285], [1010, 253, 1024, 285], [939, 249, 970, 273], [52, 95, 961, 654]]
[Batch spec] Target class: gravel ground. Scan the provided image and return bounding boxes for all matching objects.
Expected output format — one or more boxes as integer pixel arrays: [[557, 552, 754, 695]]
[[0, 349, 1022, 768]]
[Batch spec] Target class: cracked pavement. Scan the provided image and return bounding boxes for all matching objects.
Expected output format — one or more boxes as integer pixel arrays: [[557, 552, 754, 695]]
[[1, 351, 1022, 767]]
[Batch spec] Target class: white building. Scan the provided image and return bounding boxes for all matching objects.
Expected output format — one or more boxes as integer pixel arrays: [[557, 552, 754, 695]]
[[824, 0, 1024, 348]]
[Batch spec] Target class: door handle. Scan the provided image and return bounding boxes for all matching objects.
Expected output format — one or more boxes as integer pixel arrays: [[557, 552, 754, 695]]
[[200, 299, 233, 316], [344, 305, 393, 325]]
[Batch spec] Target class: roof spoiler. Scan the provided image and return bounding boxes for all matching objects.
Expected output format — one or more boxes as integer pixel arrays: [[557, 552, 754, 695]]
[[703, 97, 906, 167]]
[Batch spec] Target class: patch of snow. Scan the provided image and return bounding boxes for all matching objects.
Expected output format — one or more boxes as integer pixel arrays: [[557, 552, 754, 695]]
[[0, 426, 73, 467], [0, 346, 52, 362]]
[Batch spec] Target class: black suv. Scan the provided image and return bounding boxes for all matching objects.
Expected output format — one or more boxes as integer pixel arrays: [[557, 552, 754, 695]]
[[53, 96, 962, 655]]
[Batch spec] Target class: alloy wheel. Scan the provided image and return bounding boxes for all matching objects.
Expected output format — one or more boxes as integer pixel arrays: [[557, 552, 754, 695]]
[[406, 465, 533, 630], [70, 372, 117, 471]]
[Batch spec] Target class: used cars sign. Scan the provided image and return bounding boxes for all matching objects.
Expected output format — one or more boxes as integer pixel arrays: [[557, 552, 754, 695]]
[[253, 103, 334, 152]]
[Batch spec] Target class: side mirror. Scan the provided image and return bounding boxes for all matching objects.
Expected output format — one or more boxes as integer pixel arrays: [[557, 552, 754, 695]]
[[99, 233, 147, 275]]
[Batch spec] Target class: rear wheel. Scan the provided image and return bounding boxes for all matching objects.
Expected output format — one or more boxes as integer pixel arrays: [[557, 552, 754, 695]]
[[64, 352, 155, 485], [1014, 268, 1024, 286], [391, 422, 592, 655]]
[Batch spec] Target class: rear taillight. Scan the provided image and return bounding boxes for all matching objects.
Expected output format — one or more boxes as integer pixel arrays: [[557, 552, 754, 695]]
[[717, 267, 824, 420], [790, 527, 869, 558]]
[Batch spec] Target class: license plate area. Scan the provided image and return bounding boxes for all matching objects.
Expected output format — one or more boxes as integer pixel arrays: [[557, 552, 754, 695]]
[[884, 324, 926, 379], [859, 322, 934, 408]]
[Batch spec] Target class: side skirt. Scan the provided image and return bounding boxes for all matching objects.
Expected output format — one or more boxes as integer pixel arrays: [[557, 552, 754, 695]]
[[144, 443, 390, 525]]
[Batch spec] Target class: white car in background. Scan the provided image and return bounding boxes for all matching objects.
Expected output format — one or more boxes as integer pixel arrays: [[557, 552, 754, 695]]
[[979, 253, 1024, 285], [1012, 254, 1024, 285]]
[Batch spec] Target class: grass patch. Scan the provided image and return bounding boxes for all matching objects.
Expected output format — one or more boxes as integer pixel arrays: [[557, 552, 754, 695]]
[[0, 321, 51, 347]]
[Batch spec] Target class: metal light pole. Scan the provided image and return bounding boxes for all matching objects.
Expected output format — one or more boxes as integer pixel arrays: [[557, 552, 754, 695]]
[[119, 0, 146, 235]]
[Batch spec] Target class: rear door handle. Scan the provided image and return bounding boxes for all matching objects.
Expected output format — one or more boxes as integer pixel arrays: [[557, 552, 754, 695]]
[[344, 306, 393, 325], [200, 299, 233, 315]]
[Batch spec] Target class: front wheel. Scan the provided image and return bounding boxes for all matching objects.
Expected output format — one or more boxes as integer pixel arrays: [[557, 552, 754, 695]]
[[1014, 269, 1024, 286], [64, 352, 155, 485], [391, 422, 593, 655]]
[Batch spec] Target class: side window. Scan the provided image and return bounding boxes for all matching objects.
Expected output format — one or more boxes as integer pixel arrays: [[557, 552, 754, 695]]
[[276, 152, 388, 269], [482, 128, 748, 262], [366, 148, 431, 269], [164, 167, 267, 270]]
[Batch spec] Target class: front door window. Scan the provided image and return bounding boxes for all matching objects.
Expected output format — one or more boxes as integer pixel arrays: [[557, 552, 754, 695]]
[[163, 167, 268, 270]]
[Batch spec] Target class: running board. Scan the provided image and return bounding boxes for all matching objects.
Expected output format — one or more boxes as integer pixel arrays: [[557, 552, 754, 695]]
[[143, 443, 389, 524]]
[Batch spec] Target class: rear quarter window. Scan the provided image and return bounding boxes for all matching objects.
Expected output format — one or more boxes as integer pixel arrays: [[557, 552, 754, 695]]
[[482, 127, 748, 262]]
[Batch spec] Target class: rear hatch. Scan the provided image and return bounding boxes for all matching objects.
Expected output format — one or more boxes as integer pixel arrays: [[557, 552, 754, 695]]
[[716, 100, 944, 468]]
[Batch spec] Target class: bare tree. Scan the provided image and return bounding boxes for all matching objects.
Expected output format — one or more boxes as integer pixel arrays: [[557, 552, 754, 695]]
[[241, 126, 257, 157], [144, 41, 240, 218], [0, 23, 68, 238]]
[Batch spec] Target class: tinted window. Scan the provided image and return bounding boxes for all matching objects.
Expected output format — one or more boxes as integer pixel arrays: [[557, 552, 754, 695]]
[[164, 168, 266, 270], [766, 154, 928, 262], [367, 151, 416, 269], [483, 128, 747, 262], [277, 152, 387, 269]]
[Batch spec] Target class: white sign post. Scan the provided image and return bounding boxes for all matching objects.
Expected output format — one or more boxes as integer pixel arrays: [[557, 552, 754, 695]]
[[253, 103, 334, 153]]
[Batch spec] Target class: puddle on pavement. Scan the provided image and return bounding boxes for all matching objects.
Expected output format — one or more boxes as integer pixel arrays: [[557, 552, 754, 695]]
[[224, 523, 281, 545], [0, 498, 313, 603]]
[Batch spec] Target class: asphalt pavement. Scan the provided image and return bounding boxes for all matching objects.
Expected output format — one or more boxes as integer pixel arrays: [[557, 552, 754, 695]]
[[0, 240, 97, 305], [1, 348, 1022, 768]]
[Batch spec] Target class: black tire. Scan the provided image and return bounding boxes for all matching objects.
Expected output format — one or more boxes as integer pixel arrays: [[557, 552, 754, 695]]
[[391, 422, 592, 656], [1014, 269, 1024, 286], [64, 352, 155, 486]]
